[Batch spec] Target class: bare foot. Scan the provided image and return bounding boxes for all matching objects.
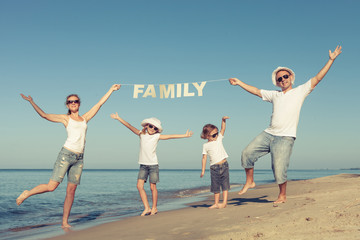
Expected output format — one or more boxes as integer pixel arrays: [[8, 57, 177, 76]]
[[208, 204, 219, 209], [218, 203, 227, 209], [150, 208, 158, 215], [16, 190, 29, 206], [61, 223, 72, 228], [238, 182, 256, 195], [274, 197, 286, 204], [140, 209, 151, 216]]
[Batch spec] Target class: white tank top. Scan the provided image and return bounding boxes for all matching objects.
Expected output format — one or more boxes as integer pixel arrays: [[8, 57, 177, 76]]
[[63, 117, 87, 153]]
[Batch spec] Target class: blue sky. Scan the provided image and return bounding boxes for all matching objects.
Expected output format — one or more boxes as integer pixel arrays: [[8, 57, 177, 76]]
[[1, 0, 359, 170]]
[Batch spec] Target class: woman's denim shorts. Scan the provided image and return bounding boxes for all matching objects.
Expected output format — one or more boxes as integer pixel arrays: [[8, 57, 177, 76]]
[[210, 161, 230, 193], [50, 147, 84, 185], [138, 164, 159, 183]]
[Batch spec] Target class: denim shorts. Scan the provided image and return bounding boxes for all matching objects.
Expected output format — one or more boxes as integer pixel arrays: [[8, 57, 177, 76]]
[[50, 147, 84, 185], [210, 161, 230, 193], [241, 131, 295, 184], [138, 164, 159, 183]]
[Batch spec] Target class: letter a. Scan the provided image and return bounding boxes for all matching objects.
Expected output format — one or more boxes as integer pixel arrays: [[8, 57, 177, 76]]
[[143, 85, 156, 98]]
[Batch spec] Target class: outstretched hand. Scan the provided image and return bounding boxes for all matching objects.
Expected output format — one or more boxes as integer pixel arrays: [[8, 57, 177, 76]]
[[222, 116, 230, 121], [20, 94, 33, 102], [185, 130, 193, 137], [229, 78, 241, 86], [110, 112, 120, 120], [111, 84, 121, 91], [329, 45, 342, 60]]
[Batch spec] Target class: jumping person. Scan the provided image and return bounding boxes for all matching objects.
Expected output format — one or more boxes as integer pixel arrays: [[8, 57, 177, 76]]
[[229, 46, 342, 204], [16, 84, 121, 228]]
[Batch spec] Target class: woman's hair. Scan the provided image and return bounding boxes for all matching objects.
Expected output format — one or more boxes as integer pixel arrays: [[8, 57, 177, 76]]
[[200, 124, 218, 139], [65, 94, 81, 115]]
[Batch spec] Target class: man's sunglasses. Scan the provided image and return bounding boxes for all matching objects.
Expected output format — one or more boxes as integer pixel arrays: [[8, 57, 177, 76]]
[[148, 124, 159, 131], [66, 100, 80, 104], [277, 74, 289, 82]]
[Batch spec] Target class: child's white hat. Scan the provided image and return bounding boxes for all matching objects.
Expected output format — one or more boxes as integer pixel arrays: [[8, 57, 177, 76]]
[[271, 66, 295, 86], [141, 117, 163, 133]]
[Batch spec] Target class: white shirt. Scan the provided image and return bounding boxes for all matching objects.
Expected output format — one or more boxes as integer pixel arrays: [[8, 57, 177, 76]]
[[63, 117, 87, 153], [202, 133, 229, 166], [261, 79, 313, 138], [138, 133, 160, 165]]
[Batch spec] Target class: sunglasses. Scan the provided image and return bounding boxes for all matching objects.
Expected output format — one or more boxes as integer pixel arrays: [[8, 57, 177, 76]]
[[148, 124, 159, 131], [277, 74, 290, 83], [66, 100, 80, 104], [211, 132, 218, 138]]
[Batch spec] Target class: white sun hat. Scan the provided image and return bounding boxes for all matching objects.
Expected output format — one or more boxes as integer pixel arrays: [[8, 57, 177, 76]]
[[141, 117, 163, 133], [272, 66, 295, 86]]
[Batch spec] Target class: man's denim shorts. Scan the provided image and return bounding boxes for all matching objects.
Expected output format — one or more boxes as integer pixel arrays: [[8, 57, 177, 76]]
[[50, 147, 84, 185], [210, 161, 230, 193], [242, 131, 295, 184], [138, 164, 159, 183]]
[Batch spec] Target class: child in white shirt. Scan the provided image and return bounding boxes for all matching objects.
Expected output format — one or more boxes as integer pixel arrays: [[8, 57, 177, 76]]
[[111, 113, 193, 216], [201, 116, 230, 209]]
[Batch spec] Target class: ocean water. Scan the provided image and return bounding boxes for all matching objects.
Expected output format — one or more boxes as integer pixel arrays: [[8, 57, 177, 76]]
[[0, 168, 358, 240]]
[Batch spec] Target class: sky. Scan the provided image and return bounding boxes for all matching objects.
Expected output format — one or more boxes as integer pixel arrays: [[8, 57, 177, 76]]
[[1, 0, 359, 170]]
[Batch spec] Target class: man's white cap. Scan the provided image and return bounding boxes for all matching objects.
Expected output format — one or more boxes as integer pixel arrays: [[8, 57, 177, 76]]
[[141, 117, 163, 133], [272, 66, 295, 86]]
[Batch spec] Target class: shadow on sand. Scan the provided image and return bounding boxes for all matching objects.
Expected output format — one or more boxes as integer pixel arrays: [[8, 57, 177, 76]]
[[189, 195, 272, 208]]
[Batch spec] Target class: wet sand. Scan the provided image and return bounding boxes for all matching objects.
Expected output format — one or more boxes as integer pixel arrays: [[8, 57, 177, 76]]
[[49, 174, 360, 240]]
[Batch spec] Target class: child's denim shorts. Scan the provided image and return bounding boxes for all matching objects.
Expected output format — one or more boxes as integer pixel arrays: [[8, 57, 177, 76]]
[[138, 164, 159, 183], [50, 147, 84, 185], [210, 160, 230, 193]]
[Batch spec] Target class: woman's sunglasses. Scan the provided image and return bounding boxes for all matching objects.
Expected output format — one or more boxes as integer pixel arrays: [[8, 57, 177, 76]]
[[211, 132, 218, 138], [66, 100, 80, 104], [277, 74, 289, 82], [148, 124, 159, 131]]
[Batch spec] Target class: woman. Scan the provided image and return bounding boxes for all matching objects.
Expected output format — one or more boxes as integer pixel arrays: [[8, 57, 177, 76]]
[[16, 84, 120, 228]]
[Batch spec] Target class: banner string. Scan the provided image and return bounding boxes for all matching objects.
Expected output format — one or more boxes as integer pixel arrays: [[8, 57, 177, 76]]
[[119, 78, 228, 86]]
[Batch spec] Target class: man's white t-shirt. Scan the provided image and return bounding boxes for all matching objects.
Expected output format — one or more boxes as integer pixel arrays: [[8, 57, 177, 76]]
[[138, 133, 160, 165], [202, 133, 229, 166], [260, 79, 313, 138]]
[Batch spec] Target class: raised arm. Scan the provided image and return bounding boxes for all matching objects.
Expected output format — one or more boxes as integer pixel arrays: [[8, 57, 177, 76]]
[[83, 84, 121, 122], [311, 45, 342, 88], [110, 112, 140, 135], [229, 78, 262, 98], [200, 154, 207, 178], [220, 116, 229, 136], [20, 94, 67, 125], [159, 130, 193, 140]]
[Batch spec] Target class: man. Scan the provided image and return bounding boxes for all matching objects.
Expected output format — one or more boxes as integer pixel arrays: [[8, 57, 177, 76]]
[[229, 46, 342, 204]]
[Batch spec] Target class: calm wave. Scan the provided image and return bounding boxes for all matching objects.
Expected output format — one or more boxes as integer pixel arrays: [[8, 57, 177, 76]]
[[0, 169, 358, 239]]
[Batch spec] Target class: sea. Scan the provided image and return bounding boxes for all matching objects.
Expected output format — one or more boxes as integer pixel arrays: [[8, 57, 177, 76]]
[[0, 168, 358, 240]]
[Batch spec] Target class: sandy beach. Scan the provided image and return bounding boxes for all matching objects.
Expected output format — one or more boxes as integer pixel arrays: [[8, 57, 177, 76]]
[[49, 174, 360, 240]]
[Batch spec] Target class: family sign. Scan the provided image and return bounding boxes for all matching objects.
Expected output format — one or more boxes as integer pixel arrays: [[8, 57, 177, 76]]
[[133, 81, 207, 99]]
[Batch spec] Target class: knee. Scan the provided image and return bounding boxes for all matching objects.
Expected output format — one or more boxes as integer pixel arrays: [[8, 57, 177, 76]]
[[47, 183, 59, 192], [241, 150, 251, 166], [137, 182, 144, 191], [241, 147, 252, 159], [150, 184, 157, 192], [66, 186, 77, 196], [273, 168, 287, 184]]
